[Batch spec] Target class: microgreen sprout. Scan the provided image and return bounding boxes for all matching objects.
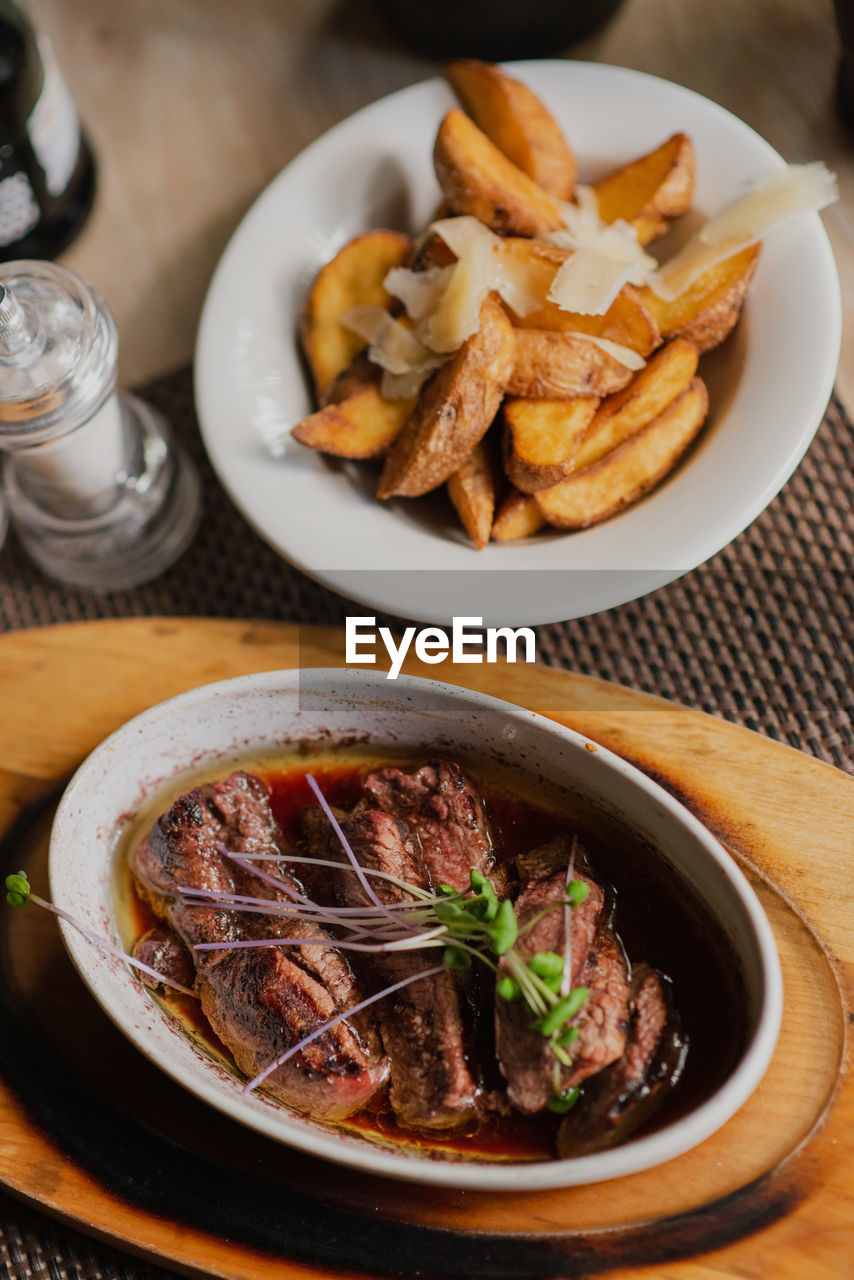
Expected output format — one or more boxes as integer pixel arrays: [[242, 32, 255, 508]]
[[2, 870, 195, 996]]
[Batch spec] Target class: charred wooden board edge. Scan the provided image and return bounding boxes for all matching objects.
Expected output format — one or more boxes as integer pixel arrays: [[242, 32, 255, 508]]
[[0, 789, 816, 1279]]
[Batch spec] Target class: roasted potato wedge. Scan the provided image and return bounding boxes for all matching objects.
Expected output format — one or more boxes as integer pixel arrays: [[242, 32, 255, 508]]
[[536, 378, 708, 529], [574, 338, 699, 471], [447, 440, 497, 549], [637, 245, 760, 352], [446, 59, 576, 200], [292, 380, 415, 459], [503, 395, 599, 493], [593, 133, 695, 245], [378, 295, 516, 498], [300, 230, 411, 402], [434, 108, 565, 237], [491, 487, 547, 541], [508, 330, 635, 400]]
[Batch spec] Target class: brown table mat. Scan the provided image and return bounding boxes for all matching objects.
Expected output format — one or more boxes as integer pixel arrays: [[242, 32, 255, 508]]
[[0, 368, 851, 1278]]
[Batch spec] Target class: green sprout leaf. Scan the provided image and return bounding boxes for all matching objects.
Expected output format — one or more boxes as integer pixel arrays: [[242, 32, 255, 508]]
[[529, 951, 564, 979], [555, 1025, 580, 1049], [496, 974, 521, 1002], [490, 898, 518, 955], [532, 987, 589, 1036], [468, 868, 499, 921], [566, 880, 590, 907], [5, 870, 30, 908], [547, 1086, 580, 1114], [443, 944, 471, 970]]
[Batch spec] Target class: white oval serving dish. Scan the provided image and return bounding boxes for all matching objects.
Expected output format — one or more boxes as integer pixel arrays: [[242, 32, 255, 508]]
[[49, 668, 782, 1190]]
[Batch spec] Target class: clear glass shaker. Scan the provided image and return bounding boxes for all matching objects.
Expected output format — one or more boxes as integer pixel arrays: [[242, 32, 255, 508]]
[[0, 260, 201, 590]]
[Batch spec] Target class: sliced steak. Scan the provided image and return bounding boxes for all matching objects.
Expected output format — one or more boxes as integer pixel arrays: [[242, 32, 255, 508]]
[[495, 865, 631, 1113], [304, 804, 482, 1131], [361, 758, 496, 893], [132, 926, 195, 992], [131, 771, 387, 1121], [558, 965, 688, 1156]]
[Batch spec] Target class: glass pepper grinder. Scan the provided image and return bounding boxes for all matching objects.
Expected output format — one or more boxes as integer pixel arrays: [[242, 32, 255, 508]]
[[0, 260, 201, 590]]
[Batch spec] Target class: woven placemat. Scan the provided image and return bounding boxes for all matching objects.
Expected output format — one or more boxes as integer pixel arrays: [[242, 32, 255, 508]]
[[0, 369, 852, 1278], [0, 367, 851, 769]]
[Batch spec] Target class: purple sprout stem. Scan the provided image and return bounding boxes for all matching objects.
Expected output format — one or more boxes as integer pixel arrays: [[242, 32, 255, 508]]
[[560, 836, 578, 1000], [30, 893, 195, 997], [243, 963, 446, 1095], [193, 926, 447, 954], [306, 774, 402, 927]]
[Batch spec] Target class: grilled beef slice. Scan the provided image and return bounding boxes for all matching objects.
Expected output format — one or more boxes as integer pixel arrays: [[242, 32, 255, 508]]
[[132, 926, 195, 992], [303, 804, 482, 1131], [361, 758, 496, 893], [557, 965, 687, 1155], [131, 771, 387, 1120], [495, 866, 631, 1113]]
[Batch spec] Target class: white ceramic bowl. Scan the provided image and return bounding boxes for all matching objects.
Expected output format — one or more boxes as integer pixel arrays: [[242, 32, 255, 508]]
[[194, 60, 840, 626], [49, 669, 782, 1190]]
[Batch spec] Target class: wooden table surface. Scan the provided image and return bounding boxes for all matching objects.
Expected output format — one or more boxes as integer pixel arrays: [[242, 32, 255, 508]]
[[28, 0, 853, 402]]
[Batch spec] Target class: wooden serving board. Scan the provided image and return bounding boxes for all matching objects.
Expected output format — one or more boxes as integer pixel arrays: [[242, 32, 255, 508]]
[[0, 618, 851, 1280]]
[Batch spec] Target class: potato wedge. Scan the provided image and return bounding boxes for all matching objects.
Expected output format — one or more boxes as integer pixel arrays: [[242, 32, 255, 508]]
[[447, 440, 497, 549], [638, 245, 760, 352], [593, 134, 695, 245], [433, 108, 564, 237], [300, 230, 411, 402], [446, 60, 576, 200], [536, 378, 708, 528], [292, 380, 415, 459], [491, 487, 547, 541], [574, 338, 699, 471], [503, 395, 599, 493], [507, 330, 635, 400], [378, 295, 516, 498]]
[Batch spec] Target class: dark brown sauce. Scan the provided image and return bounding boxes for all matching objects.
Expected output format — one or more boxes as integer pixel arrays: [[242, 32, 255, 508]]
[[130, 758, 746, 1162]]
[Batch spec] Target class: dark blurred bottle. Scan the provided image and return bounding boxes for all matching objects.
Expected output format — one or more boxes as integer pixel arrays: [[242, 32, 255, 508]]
[[0, 0, 95, 261], [376, 0, 626, 61], [836, 0, 854, 129]]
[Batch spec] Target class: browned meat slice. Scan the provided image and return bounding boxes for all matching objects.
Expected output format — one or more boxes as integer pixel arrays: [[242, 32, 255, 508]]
[[361, 758, 496, 893], [131, 771, 387, 1121], [557, 966, 687, 1156], [304, 805, 482, 1131], [495, 866, 631, 1113], [133, 926, 195, 992]]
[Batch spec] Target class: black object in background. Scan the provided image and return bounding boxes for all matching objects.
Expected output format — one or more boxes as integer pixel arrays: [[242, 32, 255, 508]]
[[376, 0, 625, 60], [0, 0, 95, 261], [836, 0, 854, 128]]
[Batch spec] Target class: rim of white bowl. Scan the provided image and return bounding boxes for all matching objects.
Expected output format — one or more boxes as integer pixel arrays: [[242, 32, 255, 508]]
[[49, 669, 783, 1190]]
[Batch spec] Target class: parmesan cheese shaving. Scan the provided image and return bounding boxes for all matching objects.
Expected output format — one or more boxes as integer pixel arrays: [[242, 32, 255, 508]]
[[650, 161, 838, 301], [384, 265, 455, 320], [544, 189, 657, 314], [341, 305, 444, 395], [547, 248, 638, 317], [431, 215, 496, 257], [424, 232, 495, 353], [579, 334, 647, 371]]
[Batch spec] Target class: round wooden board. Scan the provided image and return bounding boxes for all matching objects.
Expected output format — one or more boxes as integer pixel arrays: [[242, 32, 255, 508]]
[[0, 618, 851, 1280]]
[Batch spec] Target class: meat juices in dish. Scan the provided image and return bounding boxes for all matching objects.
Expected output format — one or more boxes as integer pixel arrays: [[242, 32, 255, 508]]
[[128, 757, 691, 1156]]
